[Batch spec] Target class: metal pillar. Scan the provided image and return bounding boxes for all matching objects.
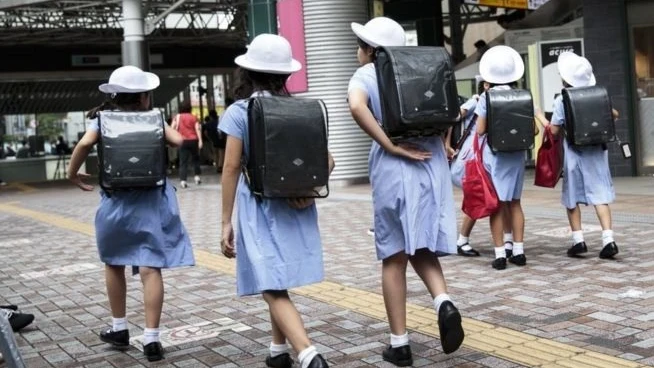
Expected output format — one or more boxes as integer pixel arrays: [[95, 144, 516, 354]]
[[248, 0, 277, 40], [121, 0, 150, 70], [416, 0, 444, 47], [448, 0, 465, 64]]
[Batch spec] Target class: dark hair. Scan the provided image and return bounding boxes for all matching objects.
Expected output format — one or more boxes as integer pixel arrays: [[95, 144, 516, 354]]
[[87, 92, 147, 119], [477, 80, 487, 95], [225, 97, 235, 106], [208, 109, 218, 118], [562, 80, 572, 88], [179, 101, 192, 113], [233, 68, 290, 100], [487, 81, 519, 89], [357, 38, 377, 61]]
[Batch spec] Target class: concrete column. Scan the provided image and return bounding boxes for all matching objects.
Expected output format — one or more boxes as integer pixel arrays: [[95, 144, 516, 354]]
[[448, 0, 465, 64], [121, 0, 150, 70]]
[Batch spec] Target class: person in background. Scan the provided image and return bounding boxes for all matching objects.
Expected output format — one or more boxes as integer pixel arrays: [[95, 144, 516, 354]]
[[172, 101, 203, 188]]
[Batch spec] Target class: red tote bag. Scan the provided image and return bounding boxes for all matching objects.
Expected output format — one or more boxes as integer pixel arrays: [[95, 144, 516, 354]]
[[462, 134, 500, 220], [534, 125, 564, 188]]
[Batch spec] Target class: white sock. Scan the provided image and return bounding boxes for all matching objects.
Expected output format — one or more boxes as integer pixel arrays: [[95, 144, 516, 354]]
[[299, 346, 318, 368], [112, 317, 127, 332], [572, 230, 585, 245], [602, 230, 614, 246], [495, 247, 506, 259], [143, 327, 160, 345], [390, 332, 409, 348], [512, 242, 524, 256], [503, 233, 513, 245], [433, 293, 452, 313], [270, 342, 289, 358], [457, 235, 472, 251]]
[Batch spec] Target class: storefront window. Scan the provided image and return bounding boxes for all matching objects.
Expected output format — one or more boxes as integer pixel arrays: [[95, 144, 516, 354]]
[[634, 26, 654, 98]]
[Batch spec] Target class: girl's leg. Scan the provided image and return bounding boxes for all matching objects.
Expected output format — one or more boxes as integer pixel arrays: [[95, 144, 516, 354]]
[[382, 252, 409, 336], [105, 265, 127, 319], [409, 250, 464, 354], [566, 205, 588, 256], [139, 266, 165, 361], [508, 200, 526, 266], [263, 291, 325, 367], [457, 214, 480, 257], [502, 205, 514, 256], [490, 203, 508, 270], [595, 204, 619, 259]]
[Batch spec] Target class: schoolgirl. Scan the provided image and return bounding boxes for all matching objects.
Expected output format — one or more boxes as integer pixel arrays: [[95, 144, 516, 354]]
[[219, 34, 334, 368], [347, 17, 464, 366], [474, 45, 530, 270], [67, 66, 195, 362], [535, 52, 619, 259]]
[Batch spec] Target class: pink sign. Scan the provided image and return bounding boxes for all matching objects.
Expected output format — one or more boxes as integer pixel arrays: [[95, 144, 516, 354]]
[[276, 0, 308, 93]]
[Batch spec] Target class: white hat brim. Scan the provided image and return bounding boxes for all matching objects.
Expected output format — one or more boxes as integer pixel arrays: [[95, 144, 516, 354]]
[[234, 54, 302, 75], [98, 72, 160, 94], [557, 52, 596, 87], [351, 22, 381, 48], [479, 47, 525, 85]]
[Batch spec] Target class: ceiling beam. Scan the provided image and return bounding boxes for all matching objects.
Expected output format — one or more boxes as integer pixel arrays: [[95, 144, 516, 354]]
[[0, 0, 57, 10]]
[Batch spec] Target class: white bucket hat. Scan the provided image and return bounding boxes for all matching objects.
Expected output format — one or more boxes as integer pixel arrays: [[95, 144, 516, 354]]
[[98, 65, 160, 94], [234, 33, 302, 74], [351, 17, 406, 47], [479, 45, 525, 85], [557, 52, 596, 87]]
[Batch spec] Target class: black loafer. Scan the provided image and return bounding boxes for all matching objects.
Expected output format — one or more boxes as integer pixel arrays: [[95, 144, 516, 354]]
[[7, 311, 34, 332], [0, 305, 18, 311], [382, 345, 413, 367], [266, 352, 293, 368], [99, 328, 129, 348], [599, 242, 619, 259], [438, 301, 464, 354], [509, 254, 527, 266], [307, 354, 328, 368], [457, 244, 480, 257], [567, 241, 588, 257], [143, 341, 164, 362], [492, 257, 507, 270]]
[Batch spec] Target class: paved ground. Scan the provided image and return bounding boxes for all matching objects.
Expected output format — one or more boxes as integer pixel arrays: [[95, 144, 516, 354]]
[[1, 170, 654, 367]]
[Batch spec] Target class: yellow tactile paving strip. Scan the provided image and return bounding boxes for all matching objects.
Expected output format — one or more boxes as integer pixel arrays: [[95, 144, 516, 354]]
[[0, 202, 644, 368]]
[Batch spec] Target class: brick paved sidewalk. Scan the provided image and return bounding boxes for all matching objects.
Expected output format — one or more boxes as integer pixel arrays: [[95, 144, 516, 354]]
[[1, 172, 654, 367]]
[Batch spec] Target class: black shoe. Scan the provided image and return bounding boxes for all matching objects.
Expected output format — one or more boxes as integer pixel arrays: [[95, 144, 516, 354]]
[[0, 305, 18, 311], [99, 328, 130, 348], [382, 345, 413, 367], [492, 257, 507, 270], [599, 242, 619, 259], [457, 244, 480, 257], [567, 242, 588, 257], [266, 353, 293, 368], [307, 354, 329, 368], [509, 254, 527, 266], [143, 341, 164, 362], [438, 301, 464, 354], [7, 311, 34, 332], [367, 228, 375, 236]]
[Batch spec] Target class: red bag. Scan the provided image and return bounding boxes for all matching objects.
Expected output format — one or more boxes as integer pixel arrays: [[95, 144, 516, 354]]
[[534, 125, 563, 188], [462, 134, 500, 220]]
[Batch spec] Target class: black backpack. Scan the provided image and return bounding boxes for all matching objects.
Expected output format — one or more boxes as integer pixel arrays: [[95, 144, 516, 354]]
[[375, 46, 460, 140], [562, 85, 615, 146], [245, 96, 330, 199], [486, 89, 535, 152]]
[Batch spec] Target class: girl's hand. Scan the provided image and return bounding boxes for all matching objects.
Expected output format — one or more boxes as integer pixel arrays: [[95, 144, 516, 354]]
[[68, 172, 94, 191], [198, 140, 204, 150], [287, 198, 315, 209], [221, 223, 236, 258], [388, 142, 432, 161], [445, 145, 457, 159]]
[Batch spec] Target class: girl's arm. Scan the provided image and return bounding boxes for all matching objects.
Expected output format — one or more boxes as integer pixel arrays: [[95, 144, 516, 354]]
[[171, 114, 180, 131], [221, 135, 242, 227], [195, 118, 203, 149], [348, 89, 431, 161], [475, 115, 487, 136], [535, 109, 561, 136], [328, 151, 335, 174], [67, 130, 98, 191]]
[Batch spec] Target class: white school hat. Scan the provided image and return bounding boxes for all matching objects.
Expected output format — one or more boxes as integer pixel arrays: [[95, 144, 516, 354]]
[[351, 17, 406, 47], [557, 52, 596, 87], [234, 33, 302, 74], [479, 45, 525, 85], [98, 65, 160, 94]]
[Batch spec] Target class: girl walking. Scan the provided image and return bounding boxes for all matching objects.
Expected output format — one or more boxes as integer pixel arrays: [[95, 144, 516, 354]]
[[348, 17, 464, 366], [535, 52, 619, 259], [67, 65, 195, 362], [219, 34, 334, 368], [173, 101, 203, 188]]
